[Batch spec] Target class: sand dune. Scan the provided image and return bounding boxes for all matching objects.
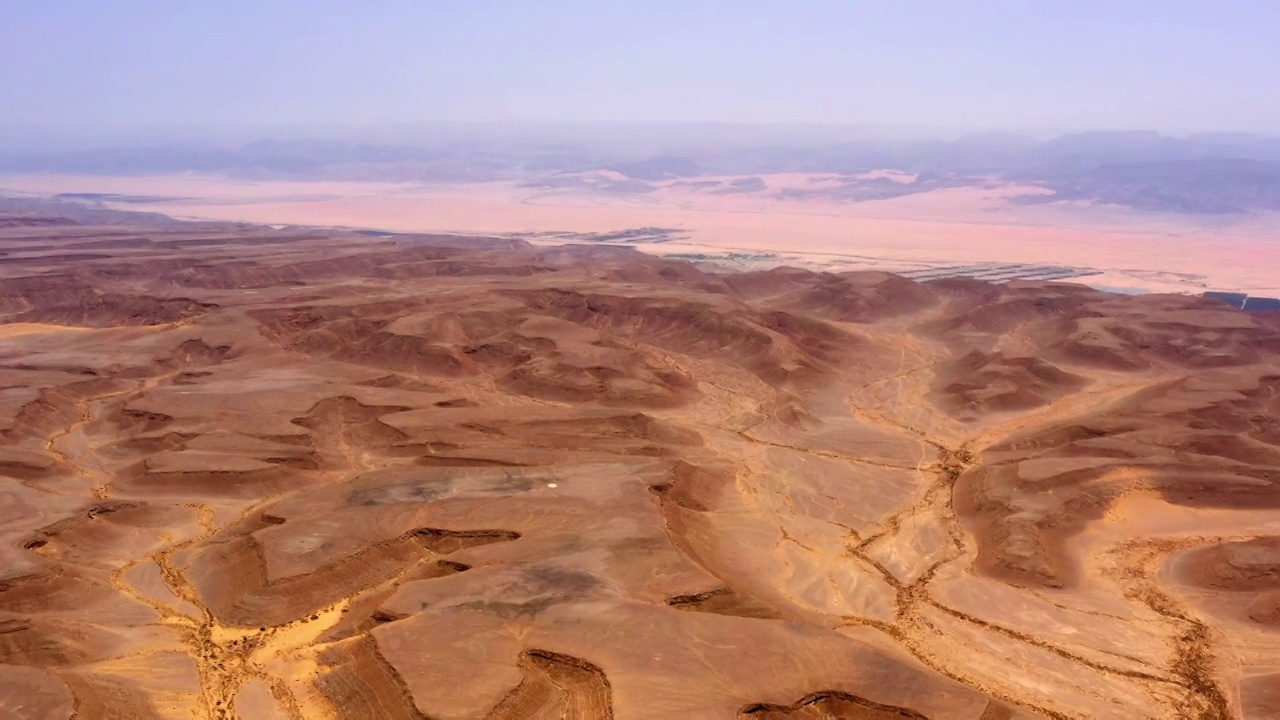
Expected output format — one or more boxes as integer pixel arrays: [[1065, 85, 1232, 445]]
[[0, 218, 1278, 718]]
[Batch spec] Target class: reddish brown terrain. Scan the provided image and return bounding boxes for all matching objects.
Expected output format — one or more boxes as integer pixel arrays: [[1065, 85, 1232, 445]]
[[1, 215, 1278, 718]]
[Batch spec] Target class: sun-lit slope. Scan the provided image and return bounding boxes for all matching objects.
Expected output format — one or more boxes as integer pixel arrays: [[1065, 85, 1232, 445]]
[[1, 219, 1278, 718]]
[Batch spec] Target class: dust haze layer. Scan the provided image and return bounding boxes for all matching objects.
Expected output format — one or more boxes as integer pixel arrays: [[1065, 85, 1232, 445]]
[[0, 215, 1279, 718]]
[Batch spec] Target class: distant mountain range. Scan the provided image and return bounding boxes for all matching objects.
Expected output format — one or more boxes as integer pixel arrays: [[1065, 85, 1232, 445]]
[[3, 128, 1280, 214]]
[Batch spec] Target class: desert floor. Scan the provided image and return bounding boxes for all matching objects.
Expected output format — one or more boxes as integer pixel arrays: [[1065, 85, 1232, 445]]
[[1, 218, 1278, 718]]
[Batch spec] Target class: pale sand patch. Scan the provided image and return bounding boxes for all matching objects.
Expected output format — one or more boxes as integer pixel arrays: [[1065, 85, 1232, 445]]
[[851, 169, 919, 184], [1100, 491, 1280, 532], [1099, 492, 1280, 538], [0, 323, 93, 339], [1069, 490, 1280, 578]]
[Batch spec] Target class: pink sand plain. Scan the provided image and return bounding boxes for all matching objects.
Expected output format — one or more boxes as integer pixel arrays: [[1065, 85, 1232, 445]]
[[4, 173, 1278, 295]]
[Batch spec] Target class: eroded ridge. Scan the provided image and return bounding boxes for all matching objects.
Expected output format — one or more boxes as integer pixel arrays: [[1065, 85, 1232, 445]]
[[0, 218, 1277, 718], [485, 649, 613, 720], [739, 690, 929, 719]]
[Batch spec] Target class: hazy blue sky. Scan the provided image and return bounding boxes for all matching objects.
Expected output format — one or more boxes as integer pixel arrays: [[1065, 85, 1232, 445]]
[[3, 1, 1277, 133]]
